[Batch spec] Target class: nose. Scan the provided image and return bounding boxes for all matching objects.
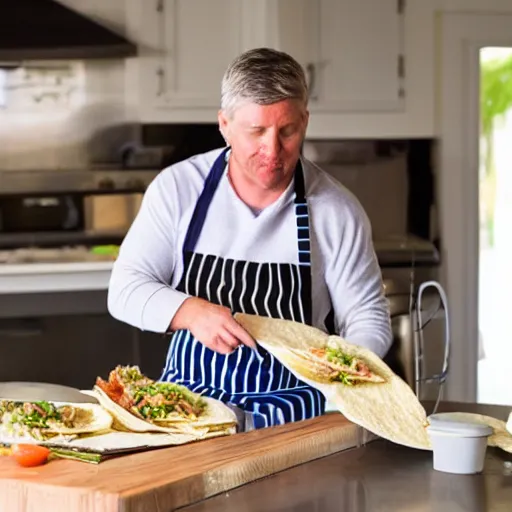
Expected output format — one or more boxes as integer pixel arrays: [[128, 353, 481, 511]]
[[261, 131, 282, 160]]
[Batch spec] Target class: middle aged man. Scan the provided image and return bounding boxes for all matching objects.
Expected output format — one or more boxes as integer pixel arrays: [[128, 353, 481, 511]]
[[108, 47, 392, 429]]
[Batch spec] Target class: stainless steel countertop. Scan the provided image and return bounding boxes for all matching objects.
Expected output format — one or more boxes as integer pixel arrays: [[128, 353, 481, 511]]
[[180, 402, 512, 512]]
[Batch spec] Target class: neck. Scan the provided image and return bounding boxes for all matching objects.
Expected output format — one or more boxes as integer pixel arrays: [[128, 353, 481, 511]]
[[227, 156, 296, 211]]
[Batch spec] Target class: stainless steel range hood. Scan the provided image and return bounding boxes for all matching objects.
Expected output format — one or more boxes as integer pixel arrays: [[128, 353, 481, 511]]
[[0, 0, 137, 62]]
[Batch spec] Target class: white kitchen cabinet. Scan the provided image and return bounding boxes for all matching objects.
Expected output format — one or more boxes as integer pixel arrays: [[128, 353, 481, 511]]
[[125, 0, 251, 123], [313, 0, 405, 113], [297, 0, 436, 138], [125, 0, 435, 137], [274, 0, 405, 113], [271, 0, 435, 138], [151, 0, 240, 109]]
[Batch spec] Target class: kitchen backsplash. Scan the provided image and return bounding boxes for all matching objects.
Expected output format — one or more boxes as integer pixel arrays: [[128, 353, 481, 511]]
[[0, 59, 136, 171], [0, 0, 132, 171]]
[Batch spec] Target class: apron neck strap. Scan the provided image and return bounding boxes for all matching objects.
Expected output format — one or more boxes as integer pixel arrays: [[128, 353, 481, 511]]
[[182, 147, 230, 256], [183, 147, 306, 256], [293, 158, 306, 204]]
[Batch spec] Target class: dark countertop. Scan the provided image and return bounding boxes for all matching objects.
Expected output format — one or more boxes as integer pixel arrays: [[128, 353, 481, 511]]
[[180, 402, 512, 512]]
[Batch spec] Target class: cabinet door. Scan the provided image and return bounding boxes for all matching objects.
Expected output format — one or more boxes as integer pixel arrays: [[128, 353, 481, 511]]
[[153, 0, 243, 110], [266, 0, 318, 73], [307, 0, 405, 112], [0, 314, 170, 389]]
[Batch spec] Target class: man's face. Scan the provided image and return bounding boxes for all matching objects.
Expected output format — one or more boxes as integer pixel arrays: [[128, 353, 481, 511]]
[[218, 99, 309, 192]]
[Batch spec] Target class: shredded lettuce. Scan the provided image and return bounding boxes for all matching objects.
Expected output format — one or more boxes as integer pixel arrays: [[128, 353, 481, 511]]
[[325, 347, 354, 367]]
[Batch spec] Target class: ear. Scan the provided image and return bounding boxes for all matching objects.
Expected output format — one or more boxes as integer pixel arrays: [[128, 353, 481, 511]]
[[302, 109, 310, 130], [218, 109, 230, 145]]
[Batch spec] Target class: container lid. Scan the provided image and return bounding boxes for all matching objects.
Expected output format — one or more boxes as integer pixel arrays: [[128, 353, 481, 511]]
[[427, 413, 493, 437]]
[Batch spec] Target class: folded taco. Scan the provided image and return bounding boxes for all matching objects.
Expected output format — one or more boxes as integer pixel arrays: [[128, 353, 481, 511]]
[[234, 313, 431, 450], [0, 399, 113, 442], [285, 342, 386, 385], [92, 366, 237, 437]]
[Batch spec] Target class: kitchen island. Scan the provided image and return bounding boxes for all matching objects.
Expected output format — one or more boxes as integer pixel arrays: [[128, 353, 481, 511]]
[[0, 402, 510, 511], [183, 402, 512, 512], [0, 412, 368, 512]]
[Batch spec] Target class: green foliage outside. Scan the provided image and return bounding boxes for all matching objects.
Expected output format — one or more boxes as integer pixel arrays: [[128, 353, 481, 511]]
[[480, 54, 512, 247]]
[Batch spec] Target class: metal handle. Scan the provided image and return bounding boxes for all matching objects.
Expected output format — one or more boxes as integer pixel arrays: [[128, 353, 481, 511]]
[[156, 67, 165, 97], [306, 63, 318, 101], [415, 280, 450, 409]]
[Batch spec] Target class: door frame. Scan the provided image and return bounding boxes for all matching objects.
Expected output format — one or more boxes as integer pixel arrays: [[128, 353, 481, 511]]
[[438, 13, 512, 402]]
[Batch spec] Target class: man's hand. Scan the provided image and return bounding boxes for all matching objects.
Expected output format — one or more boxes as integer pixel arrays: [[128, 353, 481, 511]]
[[169, 297, 256, 354]]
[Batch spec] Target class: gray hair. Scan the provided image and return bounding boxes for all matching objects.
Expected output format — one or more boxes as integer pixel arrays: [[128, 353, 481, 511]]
[[221, 47, 308, 117]]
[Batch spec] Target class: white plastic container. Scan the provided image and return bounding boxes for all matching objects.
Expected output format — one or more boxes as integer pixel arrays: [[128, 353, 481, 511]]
[[426, 413, 493, 475]]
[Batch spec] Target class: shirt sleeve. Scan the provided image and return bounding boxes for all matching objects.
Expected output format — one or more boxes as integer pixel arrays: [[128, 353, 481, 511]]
[[325, 200, 392, 358], [107, 172, 190, 333]]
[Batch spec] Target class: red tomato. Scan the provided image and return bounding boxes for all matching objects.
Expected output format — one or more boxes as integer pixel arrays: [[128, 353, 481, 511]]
[[11, 444, 50, 468]]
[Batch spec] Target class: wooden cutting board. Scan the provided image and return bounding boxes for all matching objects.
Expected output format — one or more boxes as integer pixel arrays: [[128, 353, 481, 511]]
[[0, 413, 372, 512]]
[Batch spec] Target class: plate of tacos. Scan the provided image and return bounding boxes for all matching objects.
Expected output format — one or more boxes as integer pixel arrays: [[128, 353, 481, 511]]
[[234, 312, 432, 450], [88, 365, 237, 438], [0, 399, 113, 443], [0, 367, 238, 456]]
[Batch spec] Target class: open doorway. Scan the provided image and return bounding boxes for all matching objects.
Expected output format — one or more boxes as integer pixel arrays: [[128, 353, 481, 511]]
[[439, 13, 512, 404], [478, 47, 512, 405]]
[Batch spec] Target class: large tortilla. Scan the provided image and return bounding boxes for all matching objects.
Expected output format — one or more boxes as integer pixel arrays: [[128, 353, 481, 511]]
[[235, 313, 431, 450], [88, 387, 237, 439], [0, 401, 113, 441]]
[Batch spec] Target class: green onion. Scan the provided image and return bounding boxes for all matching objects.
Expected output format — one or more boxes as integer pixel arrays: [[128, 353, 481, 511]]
[[50, 448, 103, 464]]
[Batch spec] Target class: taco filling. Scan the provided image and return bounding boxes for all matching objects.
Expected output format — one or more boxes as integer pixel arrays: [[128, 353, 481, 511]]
[[0, 400, 95, 441], [288, 344, 386, 385], [96, 366, 207, 423]]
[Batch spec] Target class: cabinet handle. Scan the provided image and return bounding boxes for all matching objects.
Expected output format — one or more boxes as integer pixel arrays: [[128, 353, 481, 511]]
[[0, 319, 43, 337], [155, 0, 166, 98], [156, 67, 165, 97], [306, 63, 318, 101]]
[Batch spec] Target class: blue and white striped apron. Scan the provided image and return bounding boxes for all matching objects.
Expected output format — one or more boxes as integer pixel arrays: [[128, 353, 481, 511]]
[[160, 148, 325, 429]]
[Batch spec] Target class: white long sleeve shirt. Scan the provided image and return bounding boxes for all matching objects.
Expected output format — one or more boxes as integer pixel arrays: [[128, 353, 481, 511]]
[[108, 148, 392, 357]]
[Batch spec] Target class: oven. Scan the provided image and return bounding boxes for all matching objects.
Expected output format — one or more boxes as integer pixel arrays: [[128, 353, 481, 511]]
[[0, 168, 168, 388]]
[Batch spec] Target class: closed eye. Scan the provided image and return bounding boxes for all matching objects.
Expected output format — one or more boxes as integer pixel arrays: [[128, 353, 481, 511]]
[[248, 127, 265, 136], [281, 124, 300, 137]]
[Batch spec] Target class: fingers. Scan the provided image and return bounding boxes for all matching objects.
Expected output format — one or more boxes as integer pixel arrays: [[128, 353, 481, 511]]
[[189, 302, 257, 354], [211, 337, 234, 355], [219, 328, 240, 351], [209, 325, 254, 355], [227, 318, 257, 349], [210, 330, 239, 355]]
